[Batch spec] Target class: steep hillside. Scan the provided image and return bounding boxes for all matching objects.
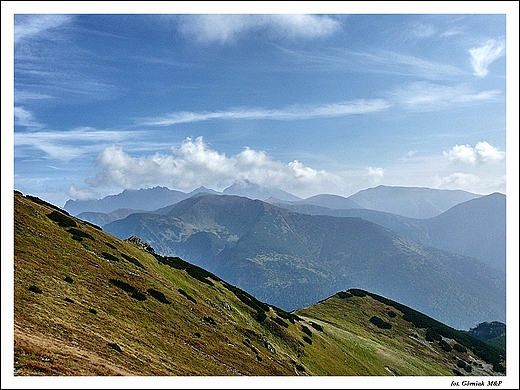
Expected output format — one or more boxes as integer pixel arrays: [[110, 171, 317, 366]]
[[270, 193, 506, 272], [104, 194, 505, 330], [12, 191, 505, 377]]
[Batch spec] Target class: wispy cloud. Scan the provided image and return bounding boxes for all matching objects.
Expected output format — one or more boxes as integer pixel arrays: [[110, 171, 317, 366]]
[[14, 106, 44, 130], [14, 14, 73, 45], [443, 142, 505, 165], [470, 39, 505, 78], [136, 99, 391, 126], [14, 127, 138, 161], [388, 82, 500, 110], [177, 14, 341, 44]]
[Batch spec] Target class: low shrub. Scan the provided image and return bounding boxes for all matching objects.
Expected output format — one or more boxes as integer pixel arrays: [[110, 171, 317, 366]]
[[310, 322, 324, 332], [64, 276, 74, 284], [439, 339, 452, 352], [387, 311, 397, 318], [457, 360, 466, 369], [272, 316, 289, 328], [349, 289, 367, 297], [47, 211, 76, 227], [64, 297, 74, 303], [108, 342, 122, 352], [178, 288, 197, 303], [301, 325, 312, 337], [101, 252, 119, 262], [370, 316, 392, 330], [109, 279, 147, 301], [203, 316, 216, 325], [453, 344, 467, 353], [28, 285, 42, 294], [67, 228, 94, 240], [302, 336, 312, 345], [105, 242, 117, 249], [88, 308, 97, 314], [426, 328, 442, 342], [147, 288, 171, 304], [26, 195, 65, 212], [337, 291, 353, 299], [121, 253, 145, 269], [464, 365, 472, 373]]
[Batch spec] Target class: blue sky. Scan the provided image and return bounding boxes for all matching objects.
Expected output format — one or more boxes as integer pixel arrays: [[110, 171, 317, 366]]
[[4, 3, 518, 208]]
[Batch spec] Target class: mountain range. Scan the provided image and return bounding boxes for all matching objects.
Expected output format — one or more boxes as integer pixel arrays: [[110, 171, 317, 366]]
[[64, 183, 482, 219], [103, 193, 506, 330], [13, 191, 506, 377]]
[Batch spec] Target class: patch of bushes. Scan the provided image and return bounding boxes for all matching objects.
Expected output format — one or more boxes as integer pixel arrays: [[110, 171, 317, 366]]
[[302, 336, 312, 345], [64, 276, 74, 284], [439, 339, 452, 352], [256, 311, 267, 322], [101, 252, 119, 262], [464, 365, 472, 373], [295, 364, 306, 372], [67, 228, 94, 241], [387, 311, 397, 318], [426, 328, 442, 342], [453, 343, 467, 353], [88, 308, 97, 314], [350, 289, 505, 368], [121, 253, 145, 269], [108, 342, 122, 352], [309, 322, 324, 332], [178, 288, 196, 303], [82, 220, 102, 230], [370, 316, 392, 330], [64, 297, 74, 303], [301, 325, 312, 337], [28, 285, 42, 294], [26, 195, 64, 212], [109, 279, 147, 301], [203, 316, 216, 325], [349, 289, 367, 297], [272, 316, 289, 328], [47, 211, 76, 227], [147, 288, 171, 304], [337, 291, 353, 299], [273, 306, 301, 324], [453, 369, 464, 376], [155, 253, 215, 286], [457, 360, 467, 369], [105, 242, 117, 249]]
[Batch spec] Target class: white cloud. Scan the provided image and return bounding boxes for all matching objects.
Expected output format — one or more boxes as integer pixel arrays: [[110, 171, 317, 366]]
[[390, 82, 500, 110], [364, 166, 385, 183], [443, 141, 505, 165], [14, 106, 44, 130], [470, 39, 505, 78], [137, 99, 391, 126], [67, 185, 97, 201], [177, 14, 341, 44], [14, 14, 72, 44], [88, 136, 343, 194], [14, 127, 134, 161]]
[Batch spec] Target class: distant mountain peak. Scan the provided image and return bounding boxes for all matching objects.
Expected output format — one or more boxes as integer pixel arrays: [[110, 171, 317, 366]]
[[223, 180, 301, 202]]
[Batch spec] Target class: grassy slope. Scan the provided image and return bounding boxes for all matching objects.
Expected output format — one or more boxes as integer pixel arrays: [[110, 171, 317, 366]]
[[13, 191, 502, 376]]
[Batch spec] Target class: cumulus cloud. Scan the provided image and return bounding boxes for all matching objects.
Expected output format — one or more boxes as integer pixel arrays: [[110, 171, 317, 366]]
[[364, 166, 385, 183], [470, 39, 505, 78], [137, 99, 391, 126], [67, 185, 98, 201], [177, 14, 341, 44], [443, 141, 505, 165], [88, 136, 342, 193]]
